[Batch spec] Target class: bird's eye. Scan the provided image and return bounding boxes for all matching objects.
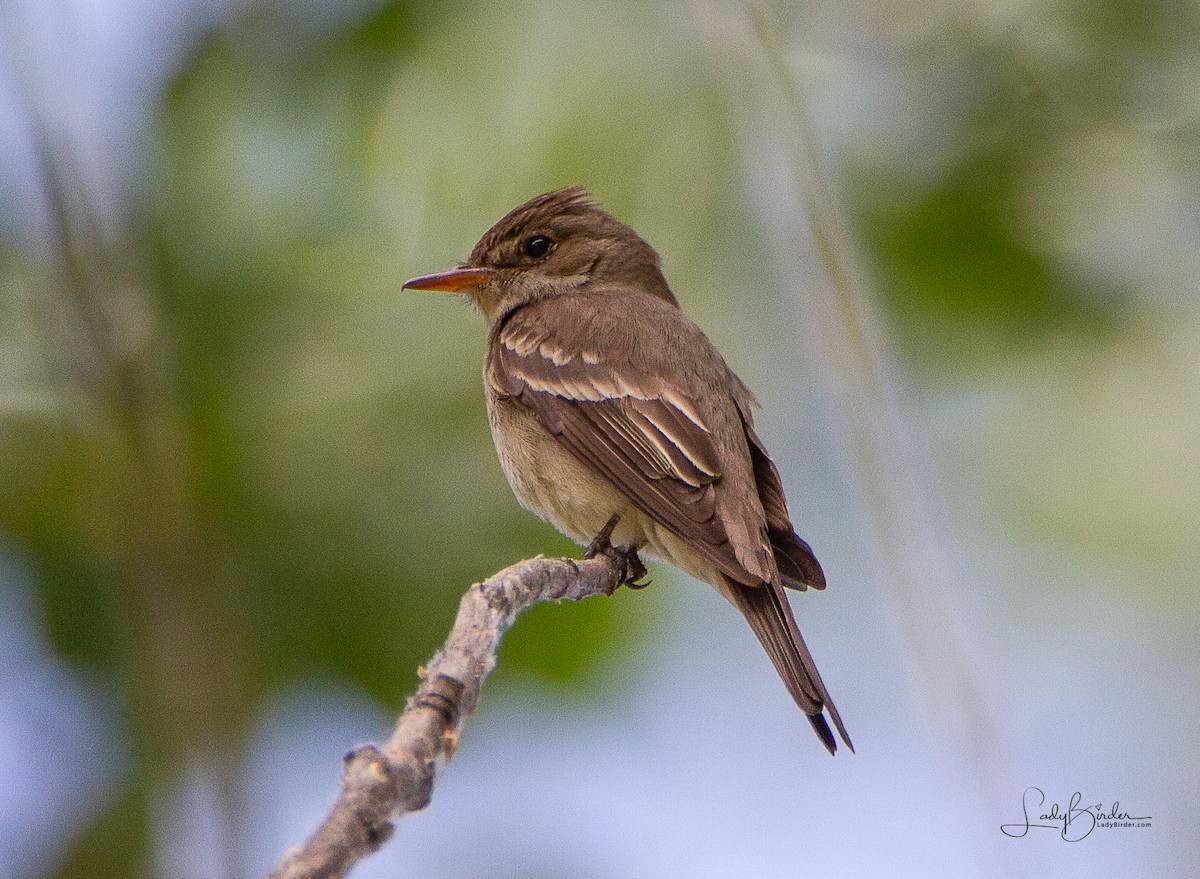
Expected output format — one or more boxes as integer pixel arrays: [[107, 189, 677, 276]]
[[523, 235, 552, 259]]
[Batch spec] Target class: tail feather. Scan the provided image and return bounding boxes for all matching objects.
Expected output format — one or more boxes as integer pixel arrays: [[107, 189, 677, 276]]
[[726, 576, 853, 755]]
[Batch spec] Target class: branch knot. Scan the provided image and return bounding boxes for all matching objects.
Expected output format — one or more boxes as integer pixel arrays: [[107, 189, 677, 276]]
[[264, 549, 628, 879]]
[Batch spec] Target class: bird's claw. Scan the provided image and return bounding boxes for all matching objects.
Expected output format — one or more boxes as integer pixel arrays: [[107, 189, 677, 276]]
[[584, 514, 650, 590], [622, 551, 650, 590]]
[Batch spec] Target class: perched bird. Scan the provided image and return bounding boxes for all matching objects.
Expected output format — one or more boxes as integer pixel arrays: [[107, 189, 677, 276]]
[[404, 187, 851, 754]]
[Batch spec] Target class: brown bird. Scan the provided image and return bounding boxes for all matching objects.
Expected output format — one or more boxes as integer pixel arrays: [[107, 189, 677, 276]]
[[404, 186, 851, 754]]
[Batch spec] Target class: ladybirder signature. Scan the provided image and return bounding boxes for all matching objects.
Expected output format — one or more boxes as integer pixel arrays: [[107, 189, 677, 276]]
[[1001, 787, 1151, 841]]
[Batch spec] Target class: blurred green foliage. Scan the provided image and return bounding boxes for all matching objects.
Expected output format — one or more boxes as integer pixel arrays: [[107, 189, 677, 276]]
[[1, 0, 1196, 876], [849, 0, 1193, 374], [139, 0, 696, 704]]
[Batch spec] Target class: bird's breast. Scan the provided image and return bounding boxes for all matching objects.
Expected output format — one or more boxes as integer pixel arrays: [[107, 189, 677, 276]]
[[485, 387, 638, 547]]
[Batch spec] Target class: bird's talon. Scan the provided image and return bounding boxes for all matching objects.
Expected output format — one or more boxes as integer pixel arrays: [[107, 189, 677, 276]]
[[409, 188, 848, 756], [621, 549, 649, 588]]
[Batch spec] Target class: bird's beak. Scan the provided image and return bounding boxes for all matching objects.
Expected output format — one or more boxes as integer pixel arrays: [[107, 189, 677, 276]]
[[402, 266, 496, 293]]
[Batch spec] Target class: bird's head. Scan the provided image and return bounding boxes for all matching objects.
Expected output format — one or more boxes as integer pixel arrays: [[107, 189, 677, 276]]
[[403, 186, 676, 322]]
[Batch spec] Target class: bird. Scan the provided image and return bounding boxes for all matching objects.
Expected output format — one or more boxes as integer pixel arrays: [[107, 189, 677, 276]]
[[403, 186, 851, 754]]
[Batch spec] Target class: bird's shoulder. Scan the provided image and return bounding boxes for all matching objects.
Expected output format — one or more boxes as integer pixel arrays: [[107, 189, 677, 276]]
[[488, 287, 742, 408], [488, 287, 786, 588], [487, 286, 731, 485]]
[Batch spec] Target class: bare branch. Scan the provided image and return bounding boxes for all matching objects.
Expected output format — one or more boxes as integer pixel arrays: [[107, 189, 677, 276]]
[[264, 549, 631, 879]]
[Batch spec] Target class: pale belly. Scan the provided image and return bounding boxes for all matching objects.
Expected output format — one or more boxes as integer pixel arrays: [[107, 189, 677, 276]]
[[485, 392, 725, 592], [487, 392, 635, 545]]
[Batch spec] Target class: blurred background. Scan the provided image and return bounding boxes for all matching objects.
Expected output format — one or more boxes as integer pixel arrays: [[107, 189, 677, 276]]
[[1, 0, 1197, 877]]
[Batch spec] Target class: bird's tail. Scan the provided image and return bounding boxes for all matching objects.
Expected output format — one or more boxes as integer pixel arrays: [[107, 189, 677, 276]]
[[725, 576, 853, 755]]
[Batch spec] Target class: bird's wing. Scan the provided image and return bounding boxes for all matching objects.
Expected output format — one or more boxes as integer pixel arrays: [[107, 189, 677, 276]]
[[488, 295, 766, 587], [491, 294, 850, 753], [732, 390, 827, 591]]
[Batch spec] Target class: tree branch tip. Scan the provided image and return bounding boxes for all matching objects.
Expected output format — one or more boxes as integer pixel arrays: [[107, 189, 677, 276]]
[[264, 550, 627, 877]]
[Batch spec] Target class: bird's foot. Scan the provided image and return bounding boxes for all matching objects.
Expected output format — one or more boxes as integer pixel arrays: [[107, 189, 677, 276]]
[[584, 514, 651, 590], [622, 550, 650, 589], [583, 513, 621, 560]]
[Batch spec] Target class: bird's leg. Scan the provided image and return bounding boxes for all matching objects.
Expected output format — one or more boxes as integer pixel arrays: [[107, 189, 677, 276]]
[[583, 512, 621, 560], [584, 513, 651, 590]]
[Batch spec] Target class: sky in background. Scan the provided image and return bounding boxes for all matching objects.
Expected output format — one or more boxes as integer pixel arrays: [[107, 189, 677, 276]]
[[1, 1, 1198, 877]]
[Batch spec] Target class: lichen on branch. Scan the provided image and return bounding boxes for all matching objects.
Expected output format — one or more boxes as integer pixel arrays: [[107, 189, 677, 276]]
[[264, 549, 631, 879]]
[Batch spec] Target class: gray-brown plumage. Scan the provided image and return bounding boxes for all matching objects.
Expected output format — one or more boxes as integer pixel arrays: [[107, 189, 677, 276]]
[[404, 186, 851, 754]]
